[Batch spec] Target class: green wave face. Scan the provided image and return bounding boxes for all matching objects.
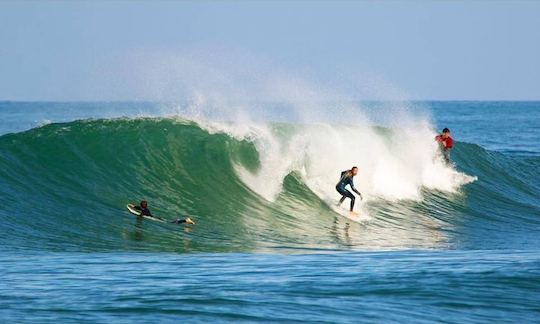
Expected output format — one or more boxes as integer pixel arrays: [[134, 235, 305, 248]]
[[0, 118, 539, 253]]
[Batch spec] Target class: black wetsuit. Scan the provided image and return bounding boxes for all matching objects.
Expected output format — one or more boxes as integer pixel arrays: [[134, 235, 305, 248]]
[[336, 171, 358, 211], [133, 205, 152, 216], [134, 205, 188, 223]]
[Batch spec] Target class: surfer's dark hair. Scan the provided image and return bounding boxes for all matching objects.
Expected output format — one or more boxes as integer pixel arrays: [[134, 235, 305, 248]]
[[442, 128, 450, 133], [352, 166, 358, 170]]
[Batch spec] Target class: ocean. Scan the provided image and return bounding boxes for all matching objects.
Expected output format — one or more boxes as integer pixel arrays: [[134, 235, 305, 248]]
[[0, 101, 539, 323]]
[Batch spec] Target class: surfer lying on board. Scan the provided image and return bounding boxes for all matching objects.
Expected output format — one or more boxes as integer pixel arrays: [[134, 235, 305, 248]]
[[435, 127, 454, 163], [132, 200, 195, 224], [336, 167, 363, 212], [133, 200, 153, 216]]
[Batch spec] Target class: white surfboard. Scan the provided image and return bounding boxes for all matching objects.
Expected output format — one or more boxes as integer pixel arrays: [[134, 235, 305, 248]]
[[331, 204, 369, 223], [126, 204, 166, 223]]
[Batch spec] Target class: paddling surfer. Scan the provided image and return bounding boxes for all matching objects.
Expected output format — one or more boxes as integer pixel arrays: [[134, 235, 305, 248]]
[[132, 200, 195, 224]]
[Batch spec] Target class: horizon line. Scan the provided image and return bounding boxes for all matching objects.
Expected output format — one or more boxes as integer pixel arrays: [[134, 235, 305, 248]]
[[1, 99, 540, 103]]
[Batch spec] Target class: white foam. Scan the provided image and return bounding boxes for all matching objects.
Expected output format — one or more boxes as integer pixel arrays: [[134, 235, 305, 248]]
[[121, 52, 476, 205], [197, 118, 474, 209]]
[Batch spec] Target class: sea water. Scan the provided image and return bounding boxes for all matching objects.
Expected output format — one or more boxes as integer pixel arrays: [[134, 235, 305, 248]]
[[0, 101, 539, 322]]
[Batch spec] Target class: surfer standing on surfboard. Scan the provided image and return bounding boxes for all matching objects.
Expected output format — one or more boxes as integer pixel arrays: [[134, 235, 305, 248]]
[[435, 127, 454, 163], [336, 167, 363, 213]]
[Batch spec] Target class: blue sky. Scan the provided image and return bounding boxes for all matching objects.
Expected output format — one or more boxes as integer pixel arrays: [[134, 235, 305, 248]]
[[1, 1, 539, 101]]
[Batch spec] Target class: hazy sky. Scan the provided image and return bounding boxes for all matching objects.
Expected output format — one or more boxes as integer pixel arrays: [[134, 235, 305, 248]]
[[1, 1, 539, 101]]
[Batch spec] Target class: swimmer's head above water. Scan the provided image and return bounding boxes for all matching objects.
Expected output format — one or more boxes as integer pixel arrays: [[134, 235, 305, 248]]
[[140, 200, 148, 208]]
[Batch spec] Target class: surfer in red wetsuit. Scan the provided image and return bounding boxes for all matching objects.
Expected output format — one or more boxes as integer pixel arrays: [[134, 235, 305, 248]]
[[435, 128, 453, 163]]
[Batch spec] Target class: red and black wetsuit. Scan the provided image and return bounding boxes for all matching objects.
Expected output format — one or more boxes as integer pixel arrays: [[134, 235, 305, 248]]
[[435, 135, 453, 162], [435, 135, 453, 150]]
